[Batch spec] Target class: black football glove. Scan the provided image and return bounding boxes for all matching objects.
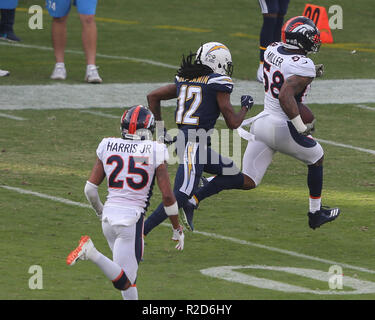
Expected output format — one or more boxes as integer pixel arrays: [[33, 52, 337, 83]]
[[163, 127, 177, 145], [241, 95, 254, 111]]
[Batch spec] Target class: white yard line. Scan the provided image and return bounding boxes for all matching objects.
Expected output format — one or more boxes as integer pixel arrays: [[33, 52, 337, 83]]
[[0, 41, 178, 69], [316, 138, 375, 155], [0, 112, 26, 120], [355, 104, 375, 111], [0, 185, 90, 209], [80, 110, 118, 118], [2, 184, 375, 275]]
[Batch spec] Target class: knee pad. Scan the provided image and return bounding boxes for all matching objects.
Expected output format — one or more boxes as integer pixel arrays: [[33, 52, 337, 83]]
[[112, 270, 128, 290]]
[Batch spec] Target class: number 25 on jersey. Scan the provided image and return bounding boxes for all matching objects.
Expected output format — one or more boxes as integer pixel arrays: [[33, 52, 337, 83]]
[[107, 155, 149, 190]]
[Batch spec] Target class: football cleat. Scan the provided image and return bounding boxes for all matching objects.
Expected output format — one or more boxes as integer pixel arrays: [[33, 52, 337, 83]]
[[179, 201, 196, 231], [0, 69, 10, 77], [50, 63, 67, 80], [198, 176, 209, 188], [85, 65, 102, 83], [308, 206, 340, 230], [66, 235, 94, 266], [0, 32, 21, 42]]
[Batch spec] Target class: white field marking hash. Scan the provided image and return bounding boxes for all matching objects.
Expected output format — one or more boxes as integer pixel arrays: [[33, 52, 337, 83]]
[[0, 185, 91, 209], [0, 112, 26, 120], [2, 184, 375, 275], [79, 110, 118, 118], [316, 138, 375, 155]]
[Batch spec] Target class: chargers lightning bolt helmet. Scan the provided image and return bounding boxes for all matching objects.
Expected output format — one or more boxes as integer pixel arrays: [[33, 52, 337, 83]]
[[120, 105, 155, 140], [281, 16, 321, 53], [195, 42, 233, 76]]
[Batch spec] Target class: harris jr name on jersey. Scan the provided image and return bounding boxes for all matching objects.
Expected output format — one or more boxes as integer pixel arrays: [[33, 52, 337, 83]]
[[105, 140, 153, 154]]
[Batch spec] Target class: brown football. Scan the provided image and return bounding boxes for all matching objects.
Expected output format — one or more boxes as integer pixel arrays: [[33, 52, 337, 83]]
[[298, 102, 315, 124]]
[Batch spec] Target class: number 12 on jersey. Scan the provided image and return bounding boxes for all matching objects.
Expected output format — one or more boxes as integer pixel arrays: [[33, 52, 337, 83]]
[[176, 85, 202, 125]]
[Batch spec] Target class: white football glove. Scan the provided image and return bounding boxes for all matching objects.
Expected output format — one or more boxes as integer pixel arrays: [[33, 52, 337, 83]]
[[172, 225, 184, 251]]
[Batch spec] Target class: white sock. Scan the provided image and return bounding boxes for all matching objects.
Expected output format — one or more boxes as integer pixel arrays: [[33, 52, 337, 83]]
[[309, 197, 321, 213], [87, 247, 122, 281], [87, 64, 96, 70], [55, 62, 65, 68], [121, 286, 138, 300]]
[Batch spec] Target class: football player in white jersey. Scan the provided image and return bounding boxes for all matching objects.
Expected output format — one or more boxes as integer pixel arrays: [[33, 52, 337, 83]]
[[66, 105, 184, 300], [185, 16, 340, 230]]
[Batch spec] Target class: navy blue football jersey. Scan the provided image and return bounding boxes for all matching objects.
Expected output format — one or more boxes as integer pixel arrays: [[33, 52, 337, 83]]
[[174, 73, 233, 135]]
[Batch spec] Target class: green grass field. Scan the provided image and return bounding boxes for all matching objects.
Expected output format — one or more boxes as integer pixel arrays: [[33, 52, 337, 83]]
[[0, 0, 375, 302]]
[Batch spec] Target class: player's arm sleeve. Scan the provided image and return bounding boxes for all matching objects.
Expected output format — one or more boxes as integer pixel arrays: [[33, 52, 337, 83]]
[[84, 139, 107, 217], [289, 58, 316, 78], [84, 180, 104, 217], [207, 75, 234, 93]]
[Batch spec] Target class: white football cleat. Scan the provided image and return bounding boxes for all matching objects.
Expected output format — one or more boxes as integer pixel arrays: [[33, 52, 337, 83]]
[[0, 69, 10, 77], [85, 65, 102, 83], [66, 235, 94, 266], [50, 63, 67, 80], [256, 62, 263, 83]]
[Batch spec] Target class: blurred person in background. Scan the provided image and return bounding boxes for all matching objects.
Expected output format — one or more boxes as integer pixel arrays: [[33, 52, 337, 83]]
[[0, 0, 21, 42], [256, 0, 290, 82], [46, 0, 102, 83]]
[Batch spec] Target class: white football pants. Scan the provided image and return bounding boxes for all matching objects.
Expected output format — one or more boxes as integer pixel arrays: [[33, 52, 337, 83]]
[[242, 114, 324, 186]]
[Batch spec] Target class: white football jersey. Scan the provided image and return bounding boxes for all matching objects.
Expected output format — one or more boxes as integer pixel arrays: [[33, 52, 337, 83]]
[[263, 42, 316, 120], [96, 137, 169, 211]]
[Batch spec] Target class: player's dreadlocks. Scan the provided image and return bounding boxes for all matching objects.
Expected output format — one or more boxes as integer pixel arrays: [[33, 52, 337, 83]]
[[176, 52, 213, 80]]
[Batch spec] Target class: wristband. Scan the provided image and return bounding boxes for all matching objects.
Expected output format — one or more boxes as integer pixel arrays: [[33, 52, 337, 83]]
[[291, 115, 307, 133], [164, 201, 178, 216]]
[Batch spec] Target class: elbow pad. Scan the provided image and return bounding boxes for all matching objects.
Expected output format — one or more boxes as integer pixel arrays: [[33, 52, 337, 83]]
[[84, 181, 103, 216]]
